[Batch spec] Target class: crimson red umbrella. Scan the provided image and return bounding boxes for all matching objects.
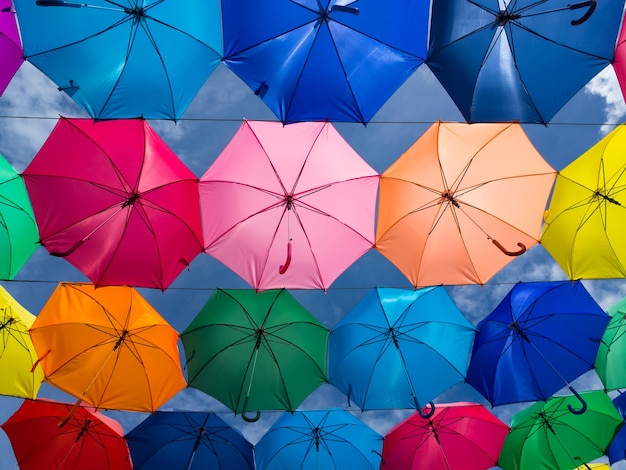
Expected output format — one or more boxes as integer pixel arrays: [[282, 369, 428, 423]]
[[22, 117, 204, 290], [1, 398, 131, 470]]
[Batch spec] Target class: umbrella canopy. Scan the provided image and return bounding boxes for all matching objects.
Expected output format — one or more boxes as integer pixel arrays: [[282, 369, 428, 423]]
[[466, 280, 609, 409], [542, 123, 626, 279], [376, 121, 556, 287], [13, 0, 222, 120], [498, 391, 623, 470], [0, 1, 23, 96], [255, 408, 383, 470], [200, 119, 378, 290], [381, 402, 509, 470], [29, 283, 186, 414], [125, 411, 254, 470], [22, 117, 203, 290], [612, 10, 626, 105], [328, 286, 475, 412], [0, 285, 44, 399], [608, 392, 626, 465], [1, 398, 132, 470], [427, 0, 624, 124], [221, 0, 429, 124], [595, 295, 626, 390], [181, 289, 329, 421]]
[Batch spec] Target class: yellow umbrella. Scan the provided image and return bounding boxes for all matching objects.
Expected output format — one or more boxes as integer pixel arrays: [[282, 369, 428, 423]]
[[542, 124, 626, 279], [575, 464, 610, 470], [0, 285, 44, 399]]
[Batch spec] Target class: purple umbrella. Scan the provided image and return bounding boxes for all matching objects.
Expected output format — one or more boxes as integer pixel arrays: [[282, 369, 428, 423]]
[[0, 1, 23, 96]]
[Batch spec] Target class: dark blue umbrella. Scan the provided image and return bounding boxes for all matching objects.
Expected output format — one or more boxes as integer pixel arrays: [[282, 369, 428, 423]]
[[221, 0, 429, 124], [608, 392, 626, 465], [427, 0, 625, 124], [466, 280, 609, 413], [125, 411, 254, 470]]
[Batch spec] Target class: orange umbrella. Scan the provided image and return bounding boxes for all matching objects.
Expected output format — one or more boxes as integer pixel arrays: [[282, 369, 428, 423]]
[[376, 121, 556, 287], [29, 283, 186, 418]]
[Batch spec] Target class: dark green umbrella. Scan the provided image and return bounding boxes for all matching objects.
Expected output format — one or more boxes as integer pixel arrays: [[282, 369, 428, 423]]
[[595, 295, 626, 390]]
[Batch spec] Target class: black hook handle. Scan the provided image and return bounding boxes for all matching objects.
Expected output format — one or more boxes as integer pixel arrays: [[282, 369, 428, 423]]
[[241, 395, 261, 422], [418, 401, 436, 419], [569, 0, 597, 26], [567, 386, 588, 415]]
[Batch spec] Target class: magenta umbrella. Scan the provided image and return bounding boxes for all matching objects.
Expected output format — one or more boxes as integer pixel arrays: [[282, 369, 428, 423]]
[[0, 1, 23, 96], [200, 119, 379, 290]]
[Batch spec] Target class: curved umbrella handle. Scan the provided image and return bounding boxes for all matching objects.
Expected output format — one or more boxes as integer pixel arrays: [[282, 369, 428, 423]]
[[241, 395, 261, 422], [492, 239, 527, 257], [279, 241, 292, 275], [47, 239, 84, 258], [418, 401, 436, 419], [58, 398, 82, 428], [567, 386, 588, 415], [569, 0, 596, 26]]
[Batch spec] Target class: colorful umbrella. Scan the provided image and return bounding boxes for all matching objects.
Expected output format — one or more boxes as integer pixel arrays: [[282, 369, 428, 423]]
[[255, 409, 383, 470], [328, 286, 475, 414], [125, 411, 254, 470], [427, 0, 624, 124], [221, 0, 429, 124], [542, 123, 626, 279], [0, 285, 44, 399], [181, 289, 329, 422], [200, 119, 378, 290], [0, 1, 23, 96], [466, 281, 608, 411], [608, 392, 626, 465], [13, 0, 222, 120], [498, 391, 623, 470], [1, 398, 132, 470], [381, 402, 509, 470], [595, 295, 626, 390], [376, 121, 556, 287], [612, 10, 626, 104], [22, 117, 203, 290], [29, 283, 186, 416]]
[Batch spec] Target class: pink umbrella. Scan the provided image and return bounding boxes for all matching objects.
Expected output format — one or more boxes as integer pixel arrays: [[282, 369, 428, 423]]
[[0, 1, 23, 96], [200, 120, 378, 290], [614, 10, 626, 102]]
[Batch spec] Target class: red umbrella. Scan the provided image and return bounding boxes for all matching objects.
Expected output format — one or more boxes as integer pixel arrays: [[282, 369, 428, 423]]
[[381, 402, 509, 470], [1, 398, 131, 470], [22, 117, 204, 290]]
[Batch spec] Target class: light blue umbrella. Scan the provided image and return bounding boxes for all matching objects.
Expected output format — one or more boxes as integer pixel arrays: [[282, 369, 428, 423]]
[[328, 286, 475, 415]]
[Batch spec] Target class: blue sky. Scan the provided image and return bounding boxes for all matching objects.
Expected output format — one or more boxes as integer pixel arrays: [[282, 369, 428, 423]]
[[1, 44, 626, 468]]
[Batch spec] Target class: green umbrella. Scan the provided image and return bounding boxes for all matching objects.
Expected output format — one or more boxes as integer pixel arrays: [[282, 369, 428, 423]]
[[181, 289, 329, 422], [498, 390, 623, 470], [0, 154, 38, 279], [595, 295, 626, 390]]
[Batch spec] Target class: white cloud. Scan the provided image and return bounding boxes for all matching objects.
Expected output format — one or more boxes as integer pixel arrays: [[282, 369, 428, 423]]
[[584, 66, 626, 135]]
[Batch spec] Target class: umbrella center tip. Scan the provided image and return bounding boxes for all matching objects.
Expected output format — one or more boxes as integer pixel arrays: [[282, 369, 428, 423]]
[[495, 10, 521, 25]]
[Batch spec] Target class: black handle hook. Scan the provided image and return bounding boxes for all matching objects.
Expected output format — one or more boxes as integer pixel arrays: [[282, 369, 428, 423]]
[[567, 386, 588, 415], [241, 395, 261, 422], [418, 401, 436, 419], [569, 0, 596, 25]]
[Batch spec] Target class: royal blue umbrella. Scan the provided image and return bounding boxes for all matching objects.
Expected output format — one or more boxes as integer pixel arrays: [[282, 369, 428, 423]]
[[328, 286, 475, 416], [125, 411, 254, 470], [608, 392, 626, 465], [254, 408, 383, 470], [466, 280, 609, 413], [14, 0, 222, 120], [427, 0, 625, 124], [221, 0, 429, 124]]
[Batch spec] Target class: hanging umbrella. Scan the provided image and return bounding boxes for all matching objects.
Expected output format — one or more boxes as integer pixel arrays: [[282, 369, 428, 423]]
[[181, 288, 329, 422], [255, 408, 383, 470], [376, 121, 556, 288], [221, 0, 429, 124], [466, 280, 609, 412], [542, 123, 626, 279], [13, 0, 222, 120], [595, 294, 626, 390], [1, 398, 132, 470], [427, 0, 624, 124], [0, 1, 23, 96], [381, 402, 509, 470], [22, 117, 204, 290], [200, 119, 378, 290], [611, 10, 626, 104], [608, 392, 626, 465], [29, 283, 186, 417], [0, 285, 44, 399], [328, 286, 475, 414], [498, 391, 623, 470], [125, 411, 254, 470]]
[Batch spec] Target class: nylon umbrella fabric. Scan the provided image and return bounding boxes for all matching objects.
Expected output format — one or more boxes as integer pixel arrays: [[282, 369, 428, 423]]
[[181, 288, 329, 420], [595, 294, 626, 390], [221, 0, 429, 124], [498, 391, 623, 470], [254, 408, 383, 470], [1, 398, 132, 470], [125, 411, 254, 470], [13, 0, 222, 120], [427, 0, 624, 124], [29, 283, 186, 413], [376, 121, 556, 288], [381, 402, 509, 470], [466, 280, 609, 408], [328, 286, 475, 411], [200, 119, 378, 291], [0, 0, 23, 97], [612, 10, 626, 105], [608, 392, 626, 465], [22, 117, 204, 290], [542, 123, 626, 279]]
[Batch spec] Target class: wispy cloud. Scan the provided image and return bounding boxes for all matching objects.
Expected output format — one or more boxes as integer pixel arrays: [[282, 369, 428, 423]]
[[584, 66, 626, 135]]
